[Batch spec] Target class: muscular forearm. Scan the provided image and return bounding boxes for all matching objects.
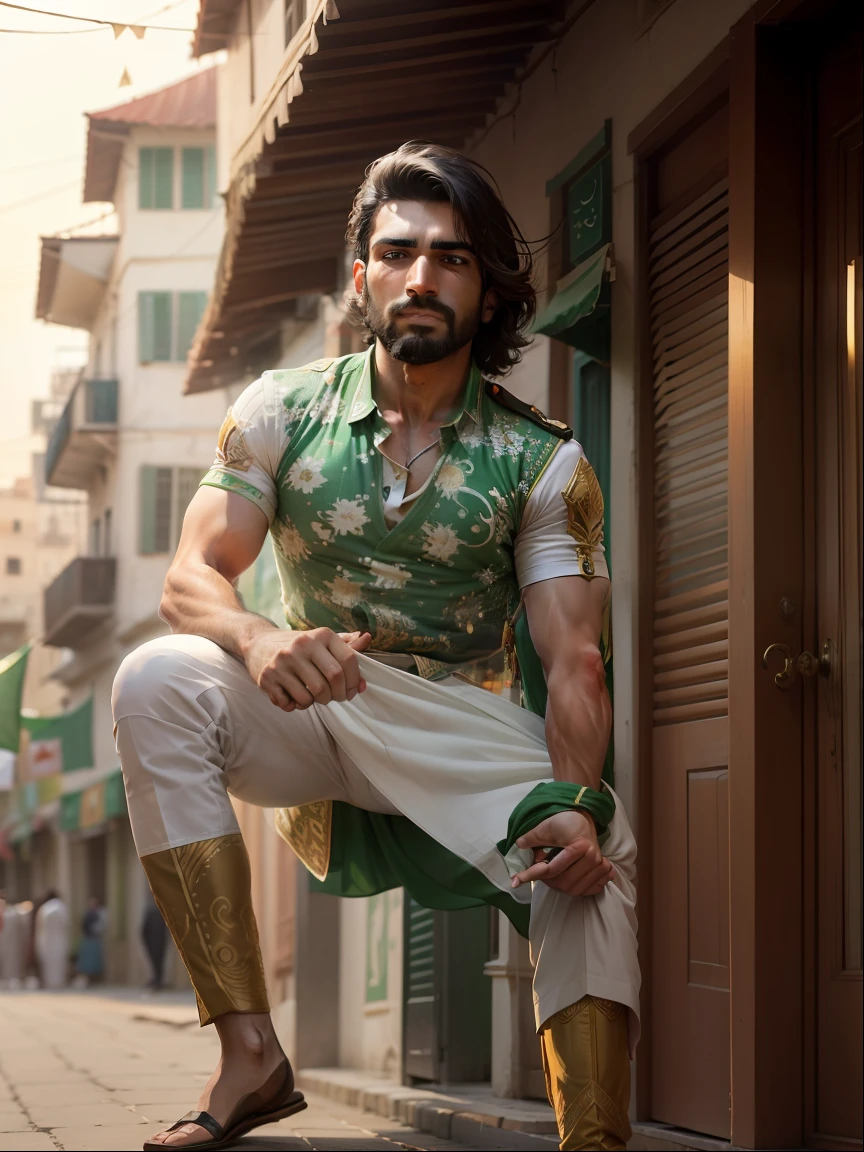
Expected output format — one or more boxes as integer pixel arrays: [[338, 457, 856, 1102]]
[[160, 561, 279, 660], [544, 648, 611, 792]]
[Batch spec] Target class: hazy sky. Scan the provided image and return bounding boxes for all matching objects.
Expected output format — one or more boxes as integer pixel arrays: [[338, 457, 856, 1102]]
[[0, 0, 214, 482]]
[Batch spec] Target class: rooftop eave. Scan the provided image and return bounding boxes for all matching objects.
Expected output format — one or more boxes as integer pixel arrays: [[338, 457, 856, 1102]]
[[192, 0, 241, 57]]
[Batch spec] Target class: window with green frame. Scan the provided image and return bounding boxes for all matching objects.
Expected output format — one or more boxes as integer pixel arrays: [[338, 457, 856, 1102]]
[[138, 291, 208, 363], [539, 122, 614, 561], [138, 147, 174, 210]]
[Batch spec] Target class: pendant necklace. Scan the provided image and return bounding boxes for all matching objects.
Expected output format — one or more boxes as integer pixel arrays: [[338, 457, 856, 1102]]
[[404, 438, 439, 471]]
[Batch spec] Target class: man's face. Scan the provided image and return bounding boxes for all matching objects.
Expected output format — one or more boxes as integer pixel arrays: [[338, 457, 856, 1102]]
[[353, 199, 495, 365]]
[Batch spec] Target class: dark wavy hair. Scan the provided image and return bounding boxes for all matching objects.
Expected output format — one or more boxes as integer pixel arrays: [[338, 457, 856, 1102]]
[[345, 141, 535, 377]]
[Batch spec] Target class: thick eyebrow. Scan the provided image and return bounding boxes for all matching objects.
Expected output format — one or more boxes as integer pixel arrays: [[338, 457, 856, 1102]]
[[371, 237, 475, 254]]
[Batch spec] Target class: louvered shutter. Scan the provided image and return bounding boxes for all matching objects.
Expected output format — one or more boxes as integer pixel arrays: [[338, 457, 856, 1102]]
[[206, 145, 218, 208], [176, 292, 208, 361], [153, 148, 174, 210], [138, 148, 154, 209], [403, 897, 438, 1080], [173, 467, 206, 547], [139, 465, 173, 554], [650, 178, 729, 724], [181, 148, 205, 209], [138, 292, 172, 363], [647, 167, 732, 1138]]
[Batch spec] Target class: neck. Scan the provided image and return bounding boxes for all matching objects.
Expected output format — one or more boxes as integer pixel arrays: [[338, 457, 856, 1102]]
[[372, 340, 473, 429]]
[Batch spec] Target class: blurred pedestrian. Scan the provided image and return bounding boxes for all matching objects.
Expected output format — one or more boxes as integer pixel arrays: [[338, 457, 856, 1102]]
[[140, 895, 168, 990], [75, 896, 107, 985], [0, 896, 27, 987], [34, 889, 68, 989], [4, 900, 34, 988]]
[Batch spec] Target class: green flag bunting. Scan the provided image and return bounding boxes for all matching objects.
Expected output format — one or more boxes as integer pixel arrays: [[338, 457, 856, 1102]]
[[21, 697, 94, 775], [0, 645, 31, 754]]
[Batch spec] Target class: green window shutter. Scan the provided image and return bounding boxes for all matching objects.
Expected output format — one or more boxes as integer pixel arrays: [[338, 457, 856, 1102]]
[[139, 465, 173, 554], [206, 145, 218, 207], [138, 292, 154, 362], [573, 351, 611, 560], [153, 148, 174, 209], [173, 468, 206, 547], [138, 292, 172, 362], [138, 148, 154, 209], [181, 147, 205, 209], [176, 291, 208, 360]]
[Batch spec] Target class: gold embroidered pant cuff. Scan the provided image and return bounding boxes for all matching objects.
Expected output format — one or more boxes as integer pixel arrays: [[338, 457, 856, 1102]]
[[540, 996, 632, 1151], [140, 834, 270, 1026]]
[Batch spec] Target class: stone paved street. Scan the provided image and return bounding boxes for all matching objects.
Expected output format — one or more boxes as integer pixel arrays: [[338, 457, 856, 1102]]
[[0, 990, 516, 1152]]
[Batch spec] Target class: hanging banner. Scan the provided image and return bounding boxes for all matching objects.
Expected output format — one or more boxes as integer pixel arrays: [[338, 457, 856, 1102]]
[[21, 698, 93, 773], [0, 645, 30, 756], [30, 737, 63, 778]]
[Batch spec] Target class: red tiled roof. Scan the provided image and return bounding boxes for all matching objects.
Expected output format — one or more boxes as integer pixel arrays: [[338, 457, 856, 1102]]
[[89, 67, 217, 130], [84, 69, 217, 203]]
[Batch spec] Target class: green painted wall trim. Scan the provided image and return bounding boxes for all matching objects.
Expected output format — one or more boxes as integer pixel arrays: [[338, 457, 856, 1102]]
[[546, 119, 612, 196]]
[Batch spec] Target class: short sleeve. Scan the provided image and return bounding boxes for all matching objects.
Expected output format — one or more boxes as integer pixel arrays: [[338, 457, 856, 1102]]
[[514, 440, 609, 589], [199, 374, 287, 524]]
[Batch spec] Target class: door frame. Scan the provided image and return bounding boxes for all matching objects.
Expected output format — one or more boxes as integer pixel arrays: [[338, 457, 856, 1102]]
[[631, 2, 841, 1147], [628, 36, 732, 1135]]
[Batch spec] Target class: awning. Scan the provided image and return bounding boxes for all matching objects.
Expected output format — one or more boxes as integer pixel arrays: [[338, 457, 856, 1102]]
[[185, 0, 567, 392], [532, 243, 611, 360], [36, 236, 118, 331]]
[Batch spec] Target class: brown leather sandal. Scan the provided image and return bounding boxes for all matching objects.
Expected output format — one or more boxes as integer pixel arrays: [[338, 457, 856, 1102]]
[[142, 1060, 306, 1150]]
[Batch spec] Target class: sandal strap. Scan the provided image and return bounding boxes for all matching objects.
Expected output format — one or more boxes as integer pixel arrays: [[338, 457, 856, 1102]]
[[169, 1111, 224, 1141]]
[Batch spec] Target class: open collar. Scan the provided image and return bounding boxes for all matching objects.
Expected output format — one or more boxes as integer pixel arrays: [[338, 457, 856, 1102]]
[[347, 344, 484, 441]]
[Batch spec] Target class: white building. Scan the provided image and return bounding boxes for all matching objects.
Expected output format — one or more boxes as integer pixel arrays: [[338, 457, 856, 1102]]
[[33, 67, 232, 984]]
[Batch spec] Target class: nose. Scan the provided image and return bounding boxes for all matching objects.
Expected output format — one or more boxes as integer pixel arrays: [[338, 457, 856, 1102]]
[[405, 253, 438, 298]]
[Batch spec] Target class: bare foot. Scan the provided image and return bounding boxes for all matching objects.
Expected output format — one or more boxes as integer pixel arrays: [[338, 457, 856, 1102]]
[[147, 1012, 285, 1147]]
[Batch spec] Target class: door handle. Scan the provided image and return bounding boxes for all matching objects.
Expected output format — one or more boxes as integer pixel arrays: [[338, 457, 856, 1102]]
[[762, 639, 834, 689]]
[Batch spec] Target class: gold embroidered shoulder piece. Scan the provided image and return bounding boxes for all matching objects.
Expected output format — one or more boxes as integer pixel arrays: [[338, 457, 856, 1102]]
[[561, 456, 605, 577], [273, 800, 332, 882], [215, 411, 253, 472]]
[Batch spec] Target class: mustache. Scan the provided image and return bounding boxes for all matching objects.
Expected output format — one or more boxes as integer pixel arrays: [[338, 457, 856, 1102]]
[[388, 296, 455, 323]]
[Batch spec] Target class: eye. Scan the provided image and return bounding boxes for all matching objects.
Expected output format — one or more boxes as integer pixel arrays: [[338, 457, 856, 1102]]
[[382, 250, 407, 261], [441, 255, 469, 266]]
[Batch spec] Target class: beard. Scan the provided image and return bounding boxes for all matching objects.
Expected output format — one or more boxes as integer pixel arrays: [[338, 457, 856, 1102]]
[[360, 285, 482, 365]]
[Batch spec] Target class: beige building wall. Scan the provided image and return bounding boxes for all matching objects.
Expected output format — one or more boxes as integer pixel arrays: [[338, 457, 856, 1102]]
[[0, 475, 85, 716]]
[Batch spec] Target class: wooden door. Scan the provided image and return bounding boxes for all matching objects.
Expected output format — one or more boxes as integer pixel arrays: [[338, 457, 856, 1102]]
[[645, 100, 732, 1139], [812, 17, 862, 1143]]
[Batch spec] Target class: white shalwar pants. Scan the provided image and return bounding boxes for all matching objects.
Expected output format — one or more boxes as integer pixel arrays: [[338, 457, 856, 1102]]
[[112, 634, 640, 1050]]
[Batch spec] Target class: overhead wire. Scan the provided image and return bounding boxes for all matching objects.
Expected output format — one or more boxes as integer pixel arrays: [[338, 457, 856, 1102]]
[[0, 0, 194, 32], [0, 180, 80, 214]]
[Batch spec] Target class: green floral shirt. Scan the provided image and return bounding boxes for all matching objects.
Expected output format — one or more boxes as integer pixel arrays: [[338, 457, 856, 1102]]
[[202, 347, 605, 665]]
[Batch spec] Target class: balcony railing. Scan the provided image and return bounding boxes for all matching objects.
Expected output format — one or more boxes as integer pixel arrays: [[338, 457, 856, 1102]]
[[43, 556, 116, 649], [45, 378, 118, 489]]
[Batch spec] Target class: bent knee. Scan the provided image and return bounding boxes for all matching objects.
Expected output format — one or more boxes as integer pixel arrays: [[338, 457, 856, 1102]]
[[112, 635, 215, 722]]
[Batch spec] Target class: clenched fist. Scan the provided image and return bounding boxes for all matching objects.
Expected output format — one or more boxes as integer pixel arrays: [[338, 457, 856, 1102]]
[[244, 627, 372, 711]]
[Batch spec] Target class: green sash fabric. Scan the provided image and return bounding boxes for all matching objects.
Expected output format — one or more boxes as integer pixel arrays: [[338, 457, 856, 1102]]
[[496, 781, 616, 856], [311, 802, 531, 937]]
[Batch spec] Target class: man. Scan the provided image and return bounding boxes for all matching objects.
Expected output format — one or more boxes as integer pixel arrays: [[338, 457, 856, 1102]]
[[113, 141, 639, 1151], [34, 888, 69, 989]]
